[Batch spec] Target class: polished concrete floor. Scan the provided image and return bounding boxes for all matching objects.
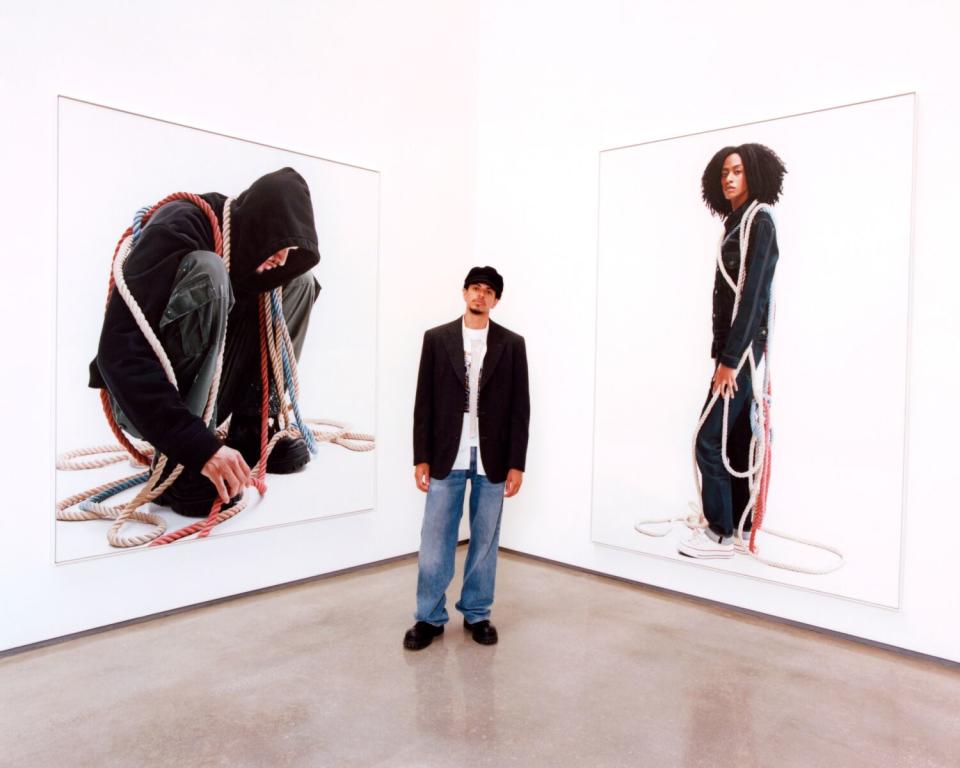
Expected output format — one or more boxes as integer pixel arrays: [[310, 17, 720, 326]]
[[1, 549, 958, 768]]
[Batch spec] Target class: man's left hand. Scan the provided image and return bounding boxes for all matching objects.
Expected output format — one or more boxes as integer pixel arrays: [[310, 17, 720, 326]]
[[505, 469, 524, 498]]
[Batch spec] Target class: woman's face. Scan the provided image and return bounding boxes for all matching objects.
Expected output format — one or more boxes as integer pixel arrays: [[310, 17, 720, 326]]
[[720, 153, 749, 207]]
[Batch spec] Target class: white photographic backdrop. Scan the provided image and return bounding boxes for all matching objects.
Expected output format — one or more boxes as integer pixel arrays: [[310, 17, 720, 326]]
[[56, 97, 379, 562], [592, 94, 915, 607]]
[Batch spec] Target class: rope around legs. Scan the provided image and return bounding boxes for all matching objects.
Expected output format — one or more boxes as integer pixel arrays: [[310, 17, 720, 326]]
[[634, 202, 843, 575]]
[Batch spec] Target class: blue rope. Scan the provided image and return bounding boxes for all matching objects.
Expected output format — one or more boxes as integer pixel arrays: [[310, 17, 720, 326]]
[[79, 471, 150, 512], [131, 206, 151, 246], [270, 290, 317, 453], [750, 401, 763, 440]]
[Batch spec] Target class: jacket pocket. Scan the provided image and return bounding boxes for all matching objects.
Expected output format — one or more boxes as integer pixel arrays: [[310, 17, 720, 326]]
[[159, 272, 217, 359]]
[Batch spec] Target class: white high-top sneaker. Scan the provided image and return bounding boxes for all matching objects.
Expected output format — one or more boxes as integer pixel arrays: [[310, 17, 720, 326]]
[[678, 528, 735, 559]]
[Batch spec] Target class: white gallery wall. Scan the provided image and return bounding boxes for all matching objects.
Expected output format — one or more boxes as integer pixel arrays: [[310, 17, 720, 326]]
[[0, 0, 478, 651], [476, 0, 960, 661], [3, 0, 959, 663]]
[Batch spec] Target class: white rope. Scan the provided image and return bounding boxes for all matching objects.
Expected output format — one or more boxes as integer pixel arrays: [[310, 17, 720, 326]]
[[113, 236, 178, 388], [306, 419, 375, 452], [635, 201, 844, 575], [56, 442, 153, 471]]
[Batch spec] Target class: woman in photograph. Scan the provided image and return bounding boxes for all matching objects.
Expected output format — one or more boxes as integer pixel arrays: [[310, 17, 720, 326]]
[[679, 143, 787, 560]]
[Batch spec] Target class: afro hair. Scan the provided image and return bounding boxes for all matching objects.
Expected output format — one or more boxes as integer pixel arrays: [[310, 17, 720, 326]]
[[701, 143, 786, 217]]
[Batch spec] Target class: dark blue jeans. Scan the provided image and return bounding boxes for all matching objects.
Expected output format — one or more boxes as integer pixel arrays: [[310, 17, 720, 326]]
[[695, 345, 764, 537]]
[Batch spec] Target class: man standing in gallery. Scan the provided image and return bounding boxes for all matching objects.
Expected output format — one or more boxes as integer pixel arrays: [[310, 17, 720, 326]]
[[404, 266, 530, 650]]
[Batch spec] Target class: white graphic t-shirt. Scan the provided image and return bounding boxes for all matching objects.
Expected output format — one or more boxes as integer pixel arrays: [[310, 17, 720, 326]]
[[452, 319, 488, 474]]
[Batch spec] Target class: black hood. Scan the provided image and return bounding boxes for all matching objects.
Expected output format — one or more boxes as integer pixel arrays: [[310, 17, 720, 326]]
[[210, 167, 320, 294]]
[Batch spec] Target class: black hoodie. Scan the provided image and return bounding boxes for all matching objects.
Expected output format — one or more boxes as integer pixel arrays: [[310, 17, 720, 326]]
[[89, 168, 321, 472]]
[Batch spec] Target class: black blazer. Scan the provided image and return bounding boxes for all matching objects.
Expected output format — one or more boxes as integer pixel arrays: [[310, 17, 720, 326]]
[[711, 203, 778, 368], [413, 318, 530, 484]]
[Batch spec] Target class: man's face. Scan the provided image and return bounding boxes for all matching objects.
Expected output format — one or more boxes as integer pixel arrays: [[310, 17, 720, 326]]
[[463, 282, 499, 315], [720, 153, 749, 206], [256, 246, 296, 274]]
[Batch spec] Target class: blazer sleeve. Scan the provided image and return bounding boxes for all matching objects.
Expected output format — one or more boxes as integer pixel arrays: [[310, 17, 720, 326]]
[[412, 331, 434, 466], [508, 336, 530, 472], [718, 215, 778, 369]]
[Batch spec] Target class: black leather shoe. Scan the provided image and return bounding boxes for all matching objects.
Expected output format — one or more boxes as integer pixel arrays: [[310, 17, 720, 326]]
[[463, 619, 498, 645], [403, 621, 444, 650]]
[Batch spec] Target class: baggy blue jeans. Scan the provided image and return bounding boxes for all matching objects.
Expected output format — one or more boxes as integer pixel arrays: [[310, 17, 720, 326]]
[[415, 447, 505, 626]]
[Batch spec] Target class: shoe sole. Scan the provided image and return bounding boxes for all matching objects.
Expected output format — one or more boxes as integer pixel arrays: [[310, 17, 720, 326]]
[[266, 443, 312, 474], [677, 546, 734, 559], [266, 456, 311, 474]]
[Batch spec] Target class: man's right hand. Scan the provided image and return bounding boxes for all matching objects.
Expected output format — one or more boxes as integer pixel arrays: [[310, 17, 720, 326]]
[[201, 446, 252, 503], [414, 463, 431, 493]]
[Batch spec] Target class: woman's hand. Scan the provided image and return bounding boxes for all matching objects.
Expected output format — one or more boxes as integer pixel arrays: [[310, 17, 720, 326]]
[[712, 364, 738, 399]]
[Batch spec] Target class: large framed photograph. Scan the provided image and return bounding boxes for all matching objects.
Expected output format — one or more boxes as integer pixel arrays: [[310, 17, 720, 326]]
[[591, 94, 915, 607], [55, 97, 379, 561]]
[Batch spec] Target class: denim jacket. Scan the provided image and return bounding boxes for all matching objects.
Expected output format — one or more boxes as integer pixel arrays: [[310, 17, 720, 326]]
[[710, 201, 779, 368]]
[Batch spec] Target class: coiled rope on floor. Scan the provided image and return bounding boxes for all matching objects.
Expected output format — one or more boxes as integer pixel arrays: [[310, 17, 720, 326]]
[[634, 201, 843, 575], [57, 192, 374, 548]]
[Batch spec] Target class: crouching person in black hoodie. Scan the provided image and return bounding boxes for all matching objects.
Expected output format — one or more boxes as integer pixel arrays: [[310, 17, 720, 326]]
[[88, 167, 322, 517]]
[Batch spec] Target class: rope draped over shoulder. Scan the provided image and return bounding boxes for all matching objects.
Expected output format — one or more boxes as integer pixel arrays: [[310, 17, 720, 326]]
[[98, 193, 222, 467], [634, 200, 843, 575], [57, 192, 374, 549]]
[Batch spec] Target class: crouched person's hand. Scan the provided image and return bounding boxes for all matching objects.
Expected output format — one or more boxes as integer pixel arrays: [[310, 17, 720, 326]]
[[202, 446, 252, 502]]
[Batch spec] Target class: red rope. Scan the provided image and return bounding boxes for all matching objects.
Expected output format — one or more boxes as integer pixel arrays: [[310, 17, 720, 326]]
[[749, 378, 773, 554], [150, 507, 217, 546], [196, 499, 225, 540], [104, 226, 133, 301], [100, 194, 222, 466], [99, 389, 150, 467]]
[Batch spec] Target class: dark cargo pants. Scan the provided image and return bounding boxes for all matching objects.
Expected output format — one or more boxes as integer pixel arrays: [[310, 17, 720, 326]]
[[110, 250, 318, 438]]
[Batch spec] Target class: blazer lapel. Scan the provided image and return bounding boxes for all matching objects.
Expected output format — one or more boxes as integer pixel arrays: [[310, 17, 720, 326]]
[[442, 318, 466, 387], [480, 320, 505, 391]]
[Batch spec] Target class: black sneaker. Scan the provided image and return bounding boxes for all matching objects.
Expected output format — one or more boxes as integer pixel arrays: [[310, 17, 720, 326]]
[[403, 621, 444, 650], [226, 413, 310, 474], [463, 619, 498, 645], [156, 465, 221, 518]]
